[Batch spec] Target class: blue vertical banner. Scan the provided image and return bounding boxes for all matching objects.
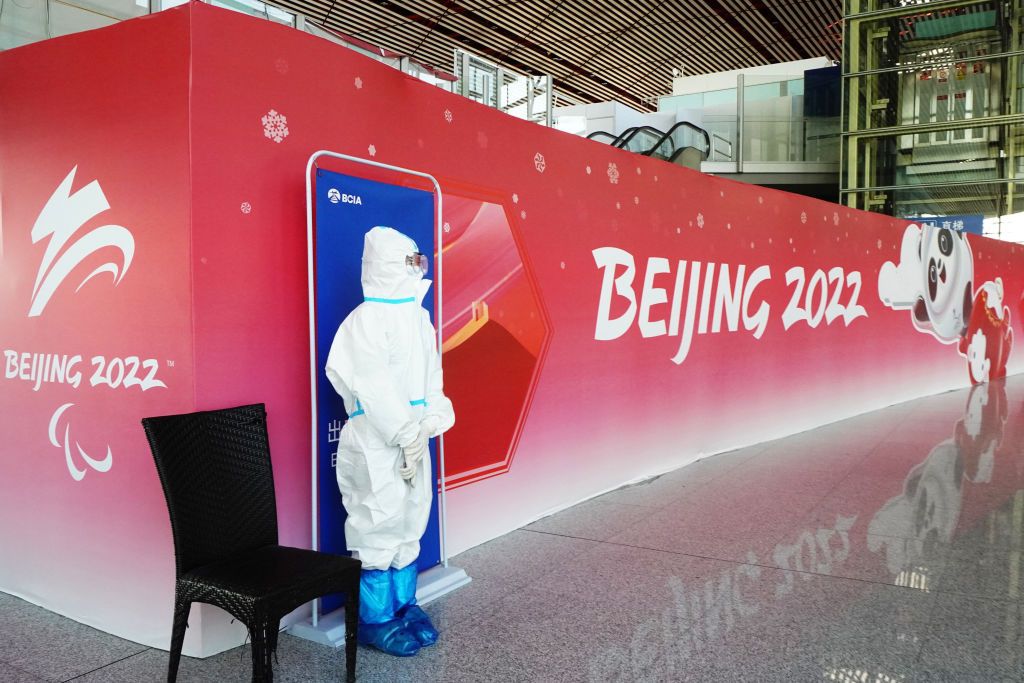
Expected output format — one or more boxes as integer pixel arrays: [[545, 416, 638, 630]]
[[314, 169, 440, 612]]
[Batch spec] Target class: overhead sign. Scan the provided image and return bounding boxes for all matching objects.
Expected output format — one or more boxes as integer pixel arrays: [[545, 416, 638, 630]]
[[905, 214, 984, 235]]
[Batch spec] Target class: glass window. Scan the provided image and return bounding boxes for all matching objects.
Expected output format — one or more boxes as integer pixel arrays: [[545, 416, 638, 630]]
[[209, 0, 295, 26], [703, 88, 736, 108], [743, 82, 781, 102], [658, 93, 704, 112]]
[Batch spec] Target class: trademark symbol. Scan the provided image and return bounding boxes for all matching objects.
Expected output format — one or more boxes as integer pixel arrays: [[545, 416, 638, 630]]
[[166, 360, 175, 368]]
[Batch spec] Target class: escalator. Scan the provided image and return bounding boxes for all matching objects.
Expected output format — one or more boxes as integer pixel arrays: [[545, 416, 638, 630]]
[[586, 121, 710, 170]]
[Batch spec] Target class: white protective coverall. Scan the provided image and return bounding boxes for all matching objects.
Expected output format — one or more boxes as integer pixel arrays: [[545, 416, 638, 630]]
[[325, 226, 455, 571]]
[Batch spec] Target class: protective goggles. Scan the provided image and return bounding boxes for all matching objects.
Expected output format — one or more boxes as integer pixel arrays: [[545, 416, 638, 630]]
[[405, 252, 429, 275]]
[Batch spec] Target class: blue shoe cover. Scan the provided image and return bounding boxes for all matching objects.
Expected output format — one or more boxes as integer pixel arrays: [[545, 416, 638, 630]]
[[359, 569, 395, 626], [391, 564, 419, 613], [357, 619, 421, 657], [398, 604, 439, 647]]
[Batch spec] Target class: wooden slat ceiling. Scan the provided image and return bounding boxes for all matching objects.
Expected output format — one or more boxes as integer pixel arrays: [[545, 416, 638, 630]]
[[271, 0, 843, 110]]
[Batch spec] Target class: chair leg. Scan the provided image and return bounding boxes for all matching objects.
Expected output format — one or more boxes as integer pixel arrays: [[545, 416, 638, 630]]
[[267, 619, 280, 662], [250, 621, 273, 683], [345, 588, 359, 683], [167, 600, 190, 683]]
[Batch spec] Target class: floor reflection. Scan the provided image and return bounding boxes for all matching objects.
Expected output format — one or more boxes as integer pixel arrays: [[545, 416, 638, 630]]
[[580, 376, 1024, 681], [868, 381, 1011, 589], [3, 377, 1024, 681]]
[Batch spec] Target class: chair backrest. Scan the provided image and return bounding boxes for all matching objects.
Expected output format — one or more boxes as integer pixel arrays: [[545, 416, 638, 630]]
[[142, 403, 279, 576]]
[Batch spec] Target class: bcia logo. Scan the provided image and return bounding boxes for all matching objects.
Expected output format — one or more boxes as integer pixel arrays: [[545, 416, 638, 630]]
[[327, 188, 363, 206]]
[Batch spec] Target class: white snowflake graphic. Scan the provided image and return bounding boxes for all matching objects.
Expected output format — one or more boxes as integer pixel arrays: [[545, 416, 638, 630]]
[[636, 167, 642, 175], [634, 196, 639, 205], [616, 202, 621, 210], [274, 59, 289, 75], [586, 165, 592, 175], [788, 237, 793, 244], [240, 202, 252, 214], [607, 162, 620, 184], [443, 222, 452, 234], [261, 109, 289, 143], [520, 210, 526, 220], [534, 153, 546, 173], [560, 261, 566, 270], [676, 227, 681, 234], [354, 76, 363, 89], [800, 211, 807, 224], [654, 175, 658, 182], [368, 144, 377, 157], [444, 109, 453, 124], [833, 212, 840, 226], [512, 193, 519, 204], [726, 222, 732, 230], [757, 196, 764, 204], [696, 213, 705, 229]]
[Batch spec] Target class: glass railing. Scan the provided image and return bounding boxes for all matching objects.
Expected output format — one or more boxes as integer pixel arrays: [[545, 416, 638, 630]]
[[616, 126, 668, 154], [649, 122, 710, 162], [583, 122, 710, 169], [702, 117, 840, 163]]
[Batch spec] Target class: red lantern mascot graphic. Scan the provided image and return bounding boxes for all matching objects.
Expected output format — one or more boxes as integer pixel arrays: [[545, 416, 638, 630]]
[[958, 279, 1013, 384]]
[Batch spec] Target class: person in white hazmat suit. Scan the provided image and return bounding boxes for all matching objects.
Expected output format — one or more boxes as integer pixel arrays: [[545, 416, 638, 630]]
[[325, 226, 455, 657]]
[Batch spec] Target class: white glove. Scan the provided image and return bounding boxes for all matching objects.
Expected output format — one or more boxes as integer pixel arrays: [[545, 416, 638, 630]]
[[398, 459, 417, 481], [419, 415, 441, 440], [399, 438, 428, 481]]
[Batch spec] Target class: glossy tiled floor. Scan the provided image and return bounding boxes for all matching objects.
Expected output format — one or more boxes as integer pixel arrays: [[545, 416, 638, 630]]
[[4, 376, 1024, 682]]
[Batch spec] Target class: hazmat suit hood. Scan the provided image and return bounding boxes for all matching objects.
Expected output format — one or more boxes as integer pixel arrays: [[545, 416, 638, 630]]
[[361, 226, 431, 303]]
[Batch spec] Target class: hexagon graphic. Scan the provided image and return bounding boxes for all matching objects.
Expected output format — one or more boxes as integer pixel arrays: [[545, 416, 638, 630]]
[[439, 192, 549, 489]]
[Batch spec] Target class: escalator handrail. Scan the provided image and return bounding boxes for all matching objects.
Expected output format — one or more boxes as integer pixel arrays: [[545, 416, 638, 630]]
[[672, 121, 711, 156], [587, 121, 712, 165], [607, 126, 640, 147], [615, 125, 669, 152], [647, 121, 711, 161], [585, 130, 620, 144]]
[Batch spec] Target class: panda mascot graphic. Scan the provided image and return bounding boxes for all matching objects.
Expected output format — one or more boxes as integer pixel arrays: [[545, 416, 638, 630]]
[[878, 223, 1013, 384]]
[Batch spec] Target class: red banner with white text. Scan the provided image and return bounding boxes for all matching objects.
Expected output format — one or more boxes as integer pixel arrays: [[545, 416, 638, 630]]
[[1, 3, 1022, 650]]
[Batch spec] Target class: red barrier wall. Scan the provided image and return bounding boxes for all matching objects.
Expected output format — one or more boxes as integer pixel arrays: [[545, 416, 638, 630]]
[[0, 10, 194, 648], [1, 3, 1022, 651]]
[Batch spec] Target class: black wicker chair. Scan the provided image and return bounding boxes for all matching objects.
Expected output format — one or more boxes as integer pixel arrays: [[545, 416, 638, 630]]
[[142, 403, 361, 683]]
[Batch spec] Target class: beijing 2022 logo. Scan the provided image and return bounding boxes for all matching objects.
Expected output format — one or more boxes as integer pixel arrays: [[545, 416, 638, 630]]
[[3, 166, 168, 481]]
